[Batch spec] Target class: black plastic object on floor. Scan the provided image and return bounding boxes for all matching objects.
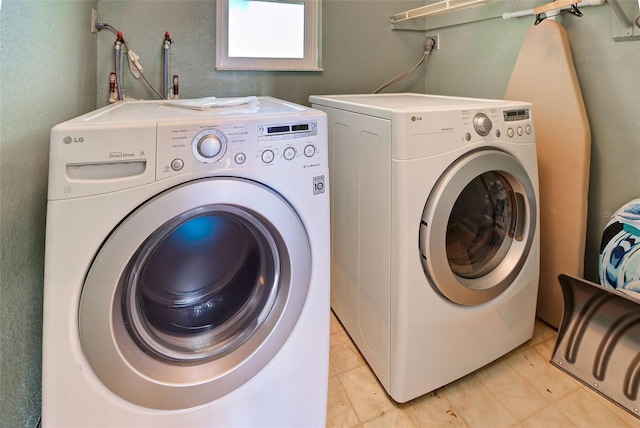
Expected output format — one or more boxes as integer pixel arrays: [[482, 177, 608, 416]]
[[552, 274, 640, 419]]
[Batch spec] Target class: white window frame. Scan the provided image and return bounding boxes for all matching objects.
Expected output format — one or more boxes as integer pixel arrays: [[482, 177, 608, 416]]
[[216, 0, 322, 71]]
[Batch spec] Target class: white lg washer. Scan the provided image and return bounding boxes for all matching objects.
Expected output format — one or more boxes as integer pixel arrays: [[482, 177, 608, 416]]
[[310, 93, 539, 403], [42, 97, 330, 426]]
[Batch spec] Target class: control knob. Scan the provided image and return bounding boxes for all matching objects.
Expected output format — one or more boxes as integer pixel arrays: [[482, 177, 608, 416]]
[[192, 129, 227, 163], [473, 113, 492, 137]]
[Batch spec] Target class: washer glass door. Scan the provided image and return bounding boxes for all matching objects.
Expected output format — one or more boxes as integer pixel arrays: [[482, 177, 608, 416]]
[[79, 177, 311, 410], [419, 149, 537, 305], [123, 205, 278, 362]]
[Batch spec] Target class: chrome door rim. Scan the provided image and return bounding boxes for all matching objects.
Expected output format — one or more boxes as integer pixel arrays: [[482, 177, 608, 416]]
[[79, 177, 311, 410], [419, 149, 537, 306]]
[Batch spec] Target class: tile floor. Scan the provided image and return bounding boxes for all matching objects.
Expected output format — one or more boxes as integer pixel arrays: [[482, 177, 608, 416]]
[[326, 311, 639, 428]]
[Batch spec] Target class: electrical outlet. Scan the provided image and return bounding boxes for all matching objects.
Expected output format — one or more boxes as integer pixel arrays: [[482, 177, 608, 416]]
[[91, 8, 98, 34], [425, 34, 440, 50]]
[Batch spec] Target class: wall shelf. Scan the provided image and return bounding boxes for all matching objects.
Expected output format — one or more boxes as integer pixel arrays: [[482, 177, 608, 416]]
[[389, 0, 496, 23], [389, 0, 546, 31], [390, 0, 640, 42]]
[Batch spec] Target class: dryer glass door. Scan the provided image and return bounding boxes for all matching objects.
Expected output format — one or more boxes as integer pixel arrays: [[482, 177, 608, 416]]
[[447, 171, 517, 279], [419, 149, 537, 306], [79, 177, 311, 410]]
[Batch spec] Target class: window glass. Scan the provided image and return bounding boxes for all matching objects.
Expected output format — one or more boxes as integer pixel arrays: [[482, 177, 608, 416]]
[[216, 0, 322, 71], [228, 0, 304, 59]]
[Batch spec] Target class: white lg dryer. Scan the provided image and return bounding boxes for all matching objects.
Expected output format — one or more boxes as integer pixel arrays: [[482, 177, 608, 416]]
[[310, 93, 539, 403], [42, 97, 330, 426]]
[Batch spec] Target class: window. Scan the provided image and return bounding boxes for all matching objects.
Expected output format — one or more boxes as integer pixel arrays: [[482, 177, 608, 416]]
[[216, 0, 322, 71]]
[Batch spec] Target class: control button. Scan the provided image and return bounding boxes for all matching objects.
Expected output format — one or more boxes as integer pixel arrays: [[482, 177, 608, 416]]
[[284, 147, 296, 160], [304, 144, 316, 157], [192, 129, 227, 163], [495, 129, 501, 138], [235, 153, 246, 164], [261, 150, 275, 163], [507, 127, 515, 138], [517, 126, 524, 136], [525, 125, 532, 135], [464, 133, 472, 141], [171, 158, 184, 171], [473, 113, 492, 137]]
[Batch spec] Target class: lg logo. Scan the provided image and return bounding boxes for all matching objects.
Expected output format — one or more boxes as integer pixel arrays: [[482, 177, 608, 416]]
[[411, 116, 423, 122], [63, 136, 84, 144]]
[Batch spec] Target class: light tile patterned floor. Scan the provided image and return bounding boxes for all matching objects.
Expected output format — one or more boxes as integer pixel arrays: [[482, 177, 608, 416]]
[[326, 311, 639, 427]]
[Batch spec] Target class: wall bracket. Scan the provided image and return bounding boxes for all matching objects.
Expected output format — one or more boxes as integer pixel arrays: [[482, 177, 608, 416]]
[[609, 0, 640, 41]]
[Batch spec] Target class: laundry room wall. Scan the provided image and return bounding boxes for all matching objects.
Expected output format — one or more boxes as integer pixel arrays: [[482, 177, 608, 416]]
[[421, 3, 640, 282], [2, 1, 635, 426], [94, 0, 427, 107], [1, 1, 426, 426], [0, 1, 97, 427]]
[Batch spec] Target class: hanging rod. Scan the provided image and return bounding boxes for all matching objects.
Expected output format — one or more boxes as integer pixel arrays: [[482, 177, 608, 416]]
[[390, 0, 496, 23], [503, 0, 603, 20], [533, 0, 577, 15], [502, 0, 639, 34]]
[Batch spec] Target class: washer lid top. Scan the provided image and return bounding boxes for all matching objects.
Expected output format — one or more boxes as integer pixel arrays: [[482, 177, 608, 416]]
[[55, 96, 309, 128], [309, 93, 524, 119]]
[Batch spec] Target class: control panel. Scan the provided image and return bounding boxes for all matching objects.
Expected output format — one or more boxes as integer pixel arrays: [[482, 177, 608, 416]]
[[156, 119, 323, 180], [399, 103, 535, 160], [461, 107, 534, 143], [501, 108, 533, 140]]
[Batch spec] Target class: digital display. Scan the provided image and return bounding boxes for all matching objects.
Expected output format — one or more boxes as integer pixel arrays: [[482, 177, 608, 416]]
[[259, 122, 316, 140], [268, 125, 290, 134], [504, 109, 530, 121]]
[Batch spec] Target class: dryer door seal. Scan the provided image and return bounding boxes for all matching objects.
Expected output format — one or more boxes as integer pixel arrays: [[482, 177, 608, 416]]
[[419, 149, 537, 306], [79, 177, 311, 410]]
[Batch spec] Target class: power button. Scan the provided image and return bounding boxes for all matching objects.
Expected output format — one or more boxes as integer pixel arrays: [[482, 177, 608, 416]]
[[171, 159, 184, 171]]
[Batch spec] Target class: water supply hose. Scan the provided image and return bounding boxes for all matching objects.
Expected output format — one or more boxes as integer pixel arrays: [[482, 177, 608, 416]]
[[163, 32, 172, 99], [373, 37, 435, 94], [114, 33, 124, 101]]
